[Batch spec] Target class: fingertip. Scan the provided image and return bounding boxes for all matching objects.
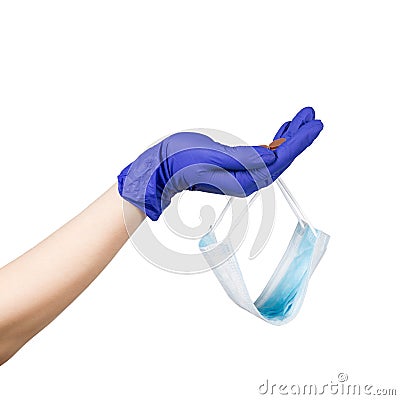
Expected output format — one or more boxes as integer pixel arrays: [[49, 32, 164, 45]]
[[308, 119, 324, 134], [300, 106, 316, 120], [287, 106, 316, 133], [294, 106, 315, 122], [297, 119, 324, 147]]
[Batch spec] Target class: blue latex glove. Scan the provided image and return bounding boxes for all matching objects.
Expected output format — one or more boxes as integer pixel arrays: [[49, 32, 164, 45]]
[[268, 106, 323, 181], [118, 107, 323, 221]]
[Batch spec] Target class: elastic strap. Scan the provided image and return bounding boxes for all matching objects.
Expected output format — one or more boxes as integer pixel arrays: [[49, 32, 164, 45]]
[[276, 178, 317, 236]]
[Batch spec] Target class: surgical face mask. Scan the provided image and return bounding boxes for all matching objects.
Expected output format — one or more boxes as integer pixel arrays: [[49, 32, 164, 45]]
[[199, 178, 330, 325]]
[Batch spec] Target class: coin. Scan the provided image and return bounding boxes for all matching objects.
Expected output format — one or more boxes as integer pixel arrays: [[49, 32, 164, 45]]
[[260, 137, 286, 150]]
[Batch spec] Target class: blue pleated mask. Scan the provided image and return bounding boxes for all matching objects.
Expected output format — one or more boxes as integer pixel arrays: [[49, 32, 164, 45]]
[[199, 178, 330, 325]]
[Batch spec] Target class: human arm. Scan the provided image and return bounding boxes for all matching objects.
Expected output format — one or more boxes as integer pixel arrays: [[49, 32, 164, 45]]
[[0, 184, 144, 365]]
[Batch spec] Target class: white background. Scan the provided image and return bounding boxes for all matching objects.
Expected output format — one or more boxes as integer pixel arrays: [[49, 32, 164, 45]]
[[1, 1, 399, 399]]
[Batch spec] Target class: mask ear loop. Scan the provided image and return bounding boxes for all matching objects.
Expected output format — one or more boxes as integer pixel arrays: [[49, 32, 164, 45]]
[[276, 178, 318, 237], [207, 191, 260, 235], [207, 196, 235, 234], [208, 178, 317, 238]]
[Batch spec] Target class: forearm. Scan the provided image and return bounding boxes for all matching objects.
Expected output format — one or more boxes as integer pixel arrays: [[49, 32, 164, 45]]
[[0, 183, 145, 365]]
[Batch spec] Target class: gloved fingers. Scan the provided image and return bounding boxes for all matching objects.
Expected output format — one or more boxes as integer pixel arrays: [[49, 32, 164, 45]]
[[273, 121, 291, 140], [284, 107, 316, 138], [271, 119, 324, 171], [210, 144, 276, 171], [290, 119, 324, 149]]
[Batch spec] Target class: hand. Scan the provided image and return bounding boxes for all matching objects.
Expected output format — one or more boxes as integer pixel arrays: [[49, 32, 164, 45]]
[[268, 106, 324, 181], [118, 107, 323, 221]]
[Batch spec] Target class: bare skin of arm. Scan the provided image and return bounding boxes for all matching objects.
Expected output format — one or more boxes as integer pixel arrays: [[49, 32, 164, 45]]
[[0, 183, 145, 365]]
